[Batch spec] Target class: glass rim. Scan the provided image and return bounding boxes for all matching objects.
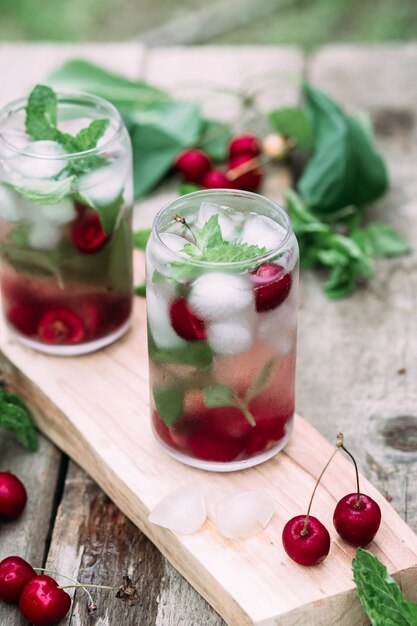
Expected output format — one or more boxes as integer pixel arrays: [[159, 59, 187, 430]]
[[0, 89, 124, 160], [152, 188, 294, 269]]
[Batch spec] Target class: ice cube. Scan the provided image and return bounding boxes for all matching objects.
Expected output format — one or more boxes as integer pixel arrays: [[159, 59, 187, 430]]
[[0, 185, 24, 222], [257, 288, 298, 356], [146, 232, 190, 291], [240, 214, 287, 251], [33, 199, 76, 225], [216, 491, 274, 540], [189, 273, 254, 322], [207, 315, 254, 355], [28, 221, 61, 250], [196, 202, 238, 242], [9, 141, 67, 179], [146, 288, 187, 350], [77, 158, 129, 208], [148, 483, 206, 534]]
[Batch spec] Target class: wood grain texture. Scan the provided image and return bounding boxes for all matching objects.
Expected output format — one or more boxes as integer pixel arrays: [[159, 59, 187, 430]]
[[297, 44, 417, 536], [0, 289, 416, 626]]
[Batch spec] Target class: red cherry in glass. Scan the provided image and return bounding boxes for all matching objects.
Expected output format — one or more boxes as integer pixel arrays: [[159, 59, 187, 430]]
[[282, 515, 331, 566], [0, 556, 36, 603], [38, 308, 85, 345], [202, 169, 233, 189], [251, 263, 292, 312], [188, 431, 242, 463], [227, 154, 263, 192], [19, 575, 71, 626], [174, 149, 212, 184], [333, 493, 381, 546], [169, 297, 206, 341], [0, 472, 27, 521], [71, 211, 108, 254], [228, 133, 261, 160]]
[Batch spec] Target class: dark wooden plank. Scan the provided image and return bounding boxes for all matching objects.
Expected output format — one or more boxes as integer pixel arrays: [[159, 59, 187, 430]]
[[298, 44, 417, 531]]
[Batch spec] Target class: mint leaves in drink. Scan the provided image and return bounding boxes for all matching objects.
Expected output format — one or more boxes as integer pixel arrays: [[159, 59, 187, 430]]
[[0, 388, 38, 451], [353, 549, 417, 626]]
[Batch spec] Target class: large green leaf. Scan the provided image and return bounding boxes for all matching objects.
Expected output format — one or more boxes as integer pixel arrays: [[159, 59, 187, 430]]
[[298, 83, 388, 213], [197, 118, 232, 161], [269, 107, 314, 151], [129, 101, 202, 198]]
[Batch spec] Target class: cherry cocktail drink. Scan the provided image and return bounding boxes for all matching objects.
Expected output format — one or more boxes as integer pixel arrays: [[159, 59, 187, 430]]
[[0, 88, 133, 355], [147, 189, 299, 471]]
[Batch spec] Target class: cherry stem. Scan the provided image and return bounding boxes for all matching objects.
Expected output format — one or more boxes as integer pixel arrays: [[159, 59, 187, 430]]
[[33, 568, 94, 605], [301, 433, 344, 536], [60, 583, 118, 591], [340, 443, 361, 508], [226, 154, 271, 181], [173, 213, 197, 245]]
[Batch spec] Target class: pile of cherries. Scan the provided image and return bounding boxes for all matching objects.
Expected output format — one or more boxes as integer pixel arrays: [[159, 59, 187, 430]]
[[174, 133, 263, 192], [282, 434, 382, 566]]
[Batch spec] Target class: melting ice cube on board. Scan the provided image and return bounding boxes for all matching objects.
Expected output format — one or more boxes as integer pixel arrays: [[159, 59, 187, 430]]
[[216, 491, 274, 540], [196, 202, 238, 241], [189, 273, 254, 322], [146, 288, 187, 350], [9, 141, 67, 179], [148, 484, 207, 534], [240, 214, 287, 251]]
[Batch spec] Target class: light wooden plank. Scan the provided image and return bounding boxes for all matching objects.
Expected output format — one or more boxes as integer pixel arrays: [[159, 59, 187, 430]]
[[297, 45, 417, 532], [0, 291, 416, 625]]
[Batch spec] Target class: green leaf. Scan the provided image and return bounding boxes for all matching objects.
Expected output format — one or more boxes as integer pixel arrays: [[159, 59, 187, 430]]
[[299, 83, 389, 213], [148, 332, 214, 370], [204, 384, 235, 408], [78, 191, 123, 236], [134, 228, 151, 251], [245, 359, 275, 402], [269, 107, 314, 151], [74, 118, 109, 151], [134, 281, 146, 297], [153, 385, 184, 426], [8, 176, 75, 206], [360, 223, 411, 257], [129, 101, 202, 198], [25, 84, 58, 141], [194, 214, 223, 252], [197, 118, 232, 161], [179, 183, 201, 196], [353, 549, 417, 626], [194, 241, 268, 264], [0, 389, 39, 451]]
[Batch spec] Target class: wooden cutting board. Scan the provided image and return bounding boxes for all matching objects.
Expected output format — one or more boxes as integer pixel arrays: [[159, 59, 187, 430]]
[[0, 254, 416, 626]]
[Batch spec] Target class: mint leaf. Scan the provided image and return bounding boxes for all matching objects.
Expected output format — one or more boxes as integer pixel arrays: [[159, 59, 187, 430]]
[[78, 191, 123, 236], [360, 223, 411, 257], [8, 176, 75, 206], [204, 384, 235, 407], [245, 359, 275, 402], [26, 84, 58, 141], [194, 214, 223, 252], [134, 281, 146, 297], [353, 549, 417, 626], [269, 107, 314, 151], [134, 228, 151, 251], [179, 183, 201, 196], [74, 119, 109, 151], [148, 332, 213, 370], [153, 385, 184, 426], [0, 389, 39, 451], [195, 241, 267, 264]]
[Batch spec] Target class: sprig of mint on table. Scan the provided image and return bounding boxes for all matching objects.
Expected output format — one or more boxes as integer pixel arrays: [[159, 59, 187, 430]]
[[0, 386, 38, 451], [353, 549, 417, 626]]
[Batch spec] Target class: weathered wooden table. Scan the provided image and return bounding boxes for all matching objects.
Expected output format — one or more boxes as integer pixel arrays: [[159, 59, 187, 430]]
[[1, 42, 417, 625]]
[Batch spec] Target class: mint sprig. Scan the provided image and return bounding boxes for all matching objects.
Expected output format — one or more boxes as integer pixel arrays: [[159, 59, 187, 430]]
[[0, 388, 39, 451], [353, 549, 417, 626], [25, 84, 109, 171]]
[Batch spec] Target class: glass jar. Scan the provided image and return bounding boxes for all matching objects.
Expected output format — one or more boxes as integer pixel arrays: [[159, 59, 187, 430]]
[[146, 189, 299, 471], [0, 91, 133, 355]]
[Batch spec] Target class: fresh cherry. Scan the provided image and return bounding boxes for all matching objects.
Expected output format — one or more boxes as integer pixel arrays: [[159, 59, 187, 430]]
[[0, 556, 36, 603], [202, 168, 233, 189], [251, 263, 292, 312], [19, 575, 71, 626], [174, 149, 212, 184], [6, 304, 39, 337], [333, 493, 381, 546], [0, 472, 27, 521], [282, 515, 331, 566], [227, 154, 263, 192], [71, 210, 108, 254], [169, 297, 206, 341], [38, 308, 85, 345], [228, 133, 261, 160]]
